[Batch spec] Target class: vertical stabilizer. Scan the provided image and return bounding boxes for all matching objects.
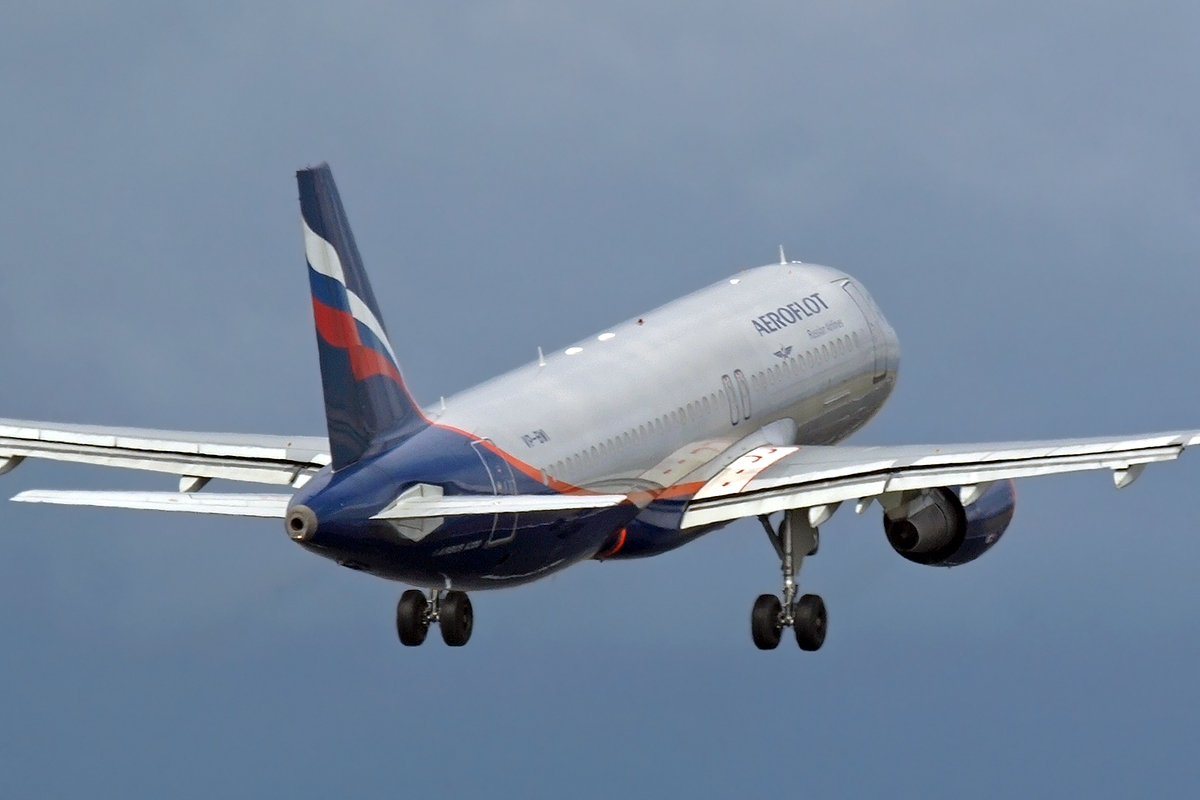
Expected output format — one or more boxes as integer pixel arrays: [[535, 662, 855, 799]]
[[297, 164, 427, 469]]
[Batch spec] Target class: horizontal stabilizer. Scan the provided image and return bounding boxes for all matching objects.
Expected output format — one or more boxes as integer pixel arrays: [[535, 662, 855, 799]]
[[372, 492, 629, 520], [11, 490, 292, 518]]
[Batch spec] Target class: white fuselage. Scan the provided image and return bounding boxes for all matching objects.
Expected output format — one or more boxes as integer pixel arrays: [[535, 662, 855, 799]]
[[431, 262, 900, 492]]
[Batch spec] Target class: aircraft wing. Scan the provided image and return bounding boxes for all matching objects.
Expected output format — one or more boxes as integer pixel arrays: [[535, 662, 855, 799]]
[[680, 431, 1200, 529], [1, 418, 628, 519], [0, 418, 329, 489]]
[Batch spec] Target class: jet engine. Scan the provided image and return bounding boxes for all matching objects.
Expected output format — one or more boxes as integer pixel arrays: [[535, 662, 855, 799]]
[[882, 480, 1016, 567]]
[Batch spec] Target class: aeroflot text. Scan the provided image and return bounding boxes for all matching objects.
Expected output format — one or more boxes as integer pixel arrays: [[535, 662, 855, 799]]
[[751, 293, 829, 337]]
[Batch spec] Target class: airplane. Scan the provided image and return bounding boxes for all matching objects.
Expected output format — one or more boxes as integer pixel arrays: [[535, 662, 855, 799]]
[[3, 162, 1198, 650]]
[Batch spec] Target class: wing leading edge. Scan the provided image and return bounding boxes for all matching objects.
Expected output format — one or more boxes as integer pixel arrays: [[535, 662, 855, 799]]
[[681, 431, 1200, 529]]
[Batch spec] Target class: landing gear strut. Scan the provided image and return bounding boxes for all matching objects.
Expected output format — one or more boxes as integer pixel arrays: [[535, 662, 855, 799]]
[[396, 588, 474, 647], [752, 509, 827, 651]]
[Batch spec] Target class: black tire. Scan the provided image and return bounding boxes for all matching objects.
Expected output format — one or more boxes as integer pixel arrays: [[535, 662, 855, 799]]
[[751, 594, 783, 650], [440, 591, 474, 647], [793, 593, 827, 651], [396, 589, 430, 646]]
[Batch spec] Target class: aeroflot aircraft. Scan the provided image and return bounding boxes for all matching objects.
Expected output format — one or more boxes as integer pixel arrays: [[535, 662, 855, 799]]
[[3, 164, 1198, 650]]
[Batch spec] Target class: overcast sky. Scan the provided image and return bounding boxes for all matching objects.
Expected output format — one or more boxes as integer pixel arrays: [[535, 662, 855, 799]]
[[3, 2, 1200, 797]]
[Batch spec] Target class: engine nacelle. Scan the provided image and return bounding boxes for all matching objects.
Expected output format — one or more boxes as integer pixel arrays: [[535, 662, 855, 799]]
[[883, 480, 1016, 567]]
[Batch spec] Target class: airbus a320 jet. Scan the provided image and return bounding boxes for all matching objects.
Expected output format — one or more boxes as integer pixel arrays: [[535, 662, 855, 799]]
[[3, 164, 1197, 650]]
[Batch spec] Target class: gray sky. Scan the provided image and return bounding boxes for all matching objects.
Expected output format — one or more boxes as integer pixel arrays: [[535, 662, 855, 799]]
[[3, 2, 1200, 797]]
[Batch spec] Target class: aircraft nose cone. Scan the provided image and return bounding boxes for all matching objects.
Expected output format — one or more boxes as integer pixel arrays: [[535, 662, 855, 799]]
[[286, 504, 319, 541]]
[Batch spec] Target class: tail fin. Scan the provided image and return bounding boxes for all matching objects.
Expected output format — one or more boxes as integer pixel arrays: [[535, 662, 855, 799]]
[[297, 164, 428, 470]]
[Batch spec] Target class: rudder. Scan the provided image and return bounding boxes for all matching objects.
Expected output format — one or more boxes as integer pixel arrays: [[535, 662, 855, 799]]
[[297, 163, 427, 469]]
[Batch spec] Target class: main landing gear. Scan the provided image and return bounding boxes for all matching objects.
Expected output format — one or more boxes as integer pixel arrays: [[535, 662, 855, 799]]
[[752, 509, 827, 651], [396, 588, 473, 647]]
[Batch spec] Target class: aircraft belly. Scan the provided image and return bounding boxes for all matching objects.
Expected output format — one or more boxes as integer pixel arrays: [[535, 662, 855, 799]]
[[308, 505, 638, 590]]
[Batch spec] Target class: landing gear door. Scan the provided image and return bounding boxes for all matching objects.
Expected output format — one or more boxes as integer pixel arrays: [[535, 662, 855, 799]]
[[471, 439, 519, 546], [841, 279, 887, 383]]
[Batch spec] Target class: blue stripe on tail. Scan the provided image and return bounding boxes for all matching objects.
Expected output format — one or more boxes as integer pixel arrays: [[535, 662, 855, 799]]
[[297, 163, 428, 469]]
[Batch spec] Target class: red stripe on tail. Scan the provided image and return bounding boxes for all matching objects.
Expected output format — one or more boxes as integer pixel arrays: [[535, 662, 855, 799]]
[[312, 297, 403, 384]]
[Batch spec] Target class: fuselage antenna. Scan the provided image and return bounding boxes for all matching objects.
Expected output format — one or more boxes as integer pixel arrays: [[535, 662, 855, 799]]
[[779, 245, 787, 265]]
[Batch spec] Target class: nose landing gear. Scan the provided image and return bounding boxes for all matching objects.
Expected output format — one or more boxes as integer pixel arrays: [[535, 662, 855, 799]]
[[396, 588, 474, 647], [751, 509, 827, 651]]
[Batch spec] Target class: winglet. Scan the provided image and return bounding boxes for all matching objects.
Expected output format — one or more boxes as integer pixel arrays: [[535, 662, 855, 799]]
[[297, 164, 429, 469]]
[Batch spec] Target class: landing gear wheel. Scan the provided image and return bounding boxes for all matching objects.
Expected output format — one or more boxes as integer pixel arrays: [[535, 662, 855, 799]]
[[793, 593, 827, 651], [751, 594, 783, 650], [440, 591, 474, 647], [396, 589, 430, 646]]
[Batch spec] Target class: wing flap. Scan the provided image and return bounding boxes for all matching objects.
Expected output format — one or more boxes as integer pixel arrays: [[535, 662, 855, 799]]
[[0, 418, 329, 487], [682, 431, 1200, 528], [11, 490, 292, 518]]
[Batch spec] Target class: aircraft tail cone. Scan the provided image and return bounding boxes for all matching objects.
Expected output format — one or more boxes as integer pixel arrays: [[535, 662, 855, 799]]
[[286, 505, 318, 541]]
